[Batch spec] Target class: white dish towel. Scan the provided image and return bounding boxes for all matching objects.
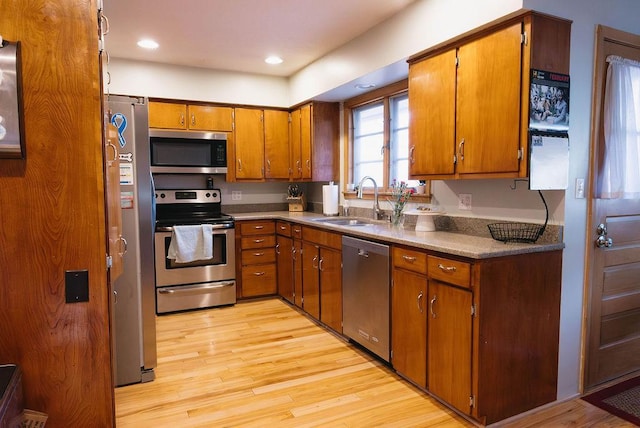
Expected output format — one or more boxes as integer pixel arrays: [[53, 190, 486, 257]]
[[167, 224, 213, 263]]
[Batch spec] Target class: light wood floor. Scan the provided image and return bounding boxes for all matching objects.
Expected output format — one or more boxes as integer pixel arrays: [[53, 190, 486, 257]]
[[115, 299, 633, 427]]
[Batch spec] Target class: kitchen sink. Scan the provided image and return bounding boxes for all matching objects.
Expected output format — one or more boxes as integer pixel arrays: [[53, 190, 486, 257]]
[[312, 217, 375, 227]]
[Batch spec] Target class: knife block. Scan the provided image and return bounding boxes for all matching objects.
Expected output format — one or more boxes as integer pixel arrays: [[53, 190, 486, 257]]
[[287, 195, 306, 212]]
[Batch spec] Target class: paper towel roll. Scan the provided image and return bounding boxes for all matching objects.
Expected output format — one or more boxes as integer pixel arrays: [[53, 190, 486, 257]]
[[322, 184, 339, 215]]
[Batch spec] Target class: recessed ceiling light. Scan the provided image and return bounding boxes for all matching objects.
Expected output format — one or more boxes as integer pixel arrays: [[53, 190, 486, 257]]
[[137, 39, 159, 50], [265, 55, 283, 65], [355, 83, 376, 90]]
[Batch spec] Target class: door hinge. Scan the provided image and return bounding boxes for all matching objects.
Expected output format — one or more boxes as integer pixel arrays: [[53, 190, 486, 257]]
[[521, 31, 528, 45], [106, 255, 112, 269], [470, 395, 475, 408], [471, 304, 476, 317], [390, 350, 394, 359]]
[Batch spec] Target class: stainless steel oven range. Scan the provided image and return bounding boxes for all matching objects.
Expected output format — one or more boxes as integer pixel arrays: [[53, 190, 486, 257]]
[[154, 189, 235, 314]]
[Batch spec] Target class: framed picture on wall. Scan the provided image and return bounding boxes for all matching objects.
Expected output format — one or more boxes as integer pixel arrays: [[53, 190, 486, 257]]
[[0, 38, 25, 159]]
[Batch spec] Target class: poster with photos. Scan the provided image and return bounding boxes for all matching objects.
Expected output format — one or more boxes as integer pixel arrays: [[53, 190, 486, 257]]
[[529, 69, 570, 132], [0, 39, 25, 158]]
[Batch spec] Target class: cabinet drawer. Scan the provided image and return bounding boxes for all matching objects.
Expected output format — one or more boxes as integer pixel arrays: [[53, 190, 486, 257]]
[[239, 220, 276, 236], [241, 235, 276, 249], [393, 246, 427, 275], [427, 256, 471, 288], [302, 227, 341, 249], [241, 264, 277, 297], [242, 248, 276, 265], [276, 221, 291, 237]]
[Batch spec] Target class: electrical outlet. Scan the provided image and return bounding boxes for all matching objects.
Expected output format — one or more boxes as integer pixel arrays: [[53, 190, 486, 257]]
[[458, 193, 472, 210], [231, 191, 242, 201], [575, 178, 585, 199]]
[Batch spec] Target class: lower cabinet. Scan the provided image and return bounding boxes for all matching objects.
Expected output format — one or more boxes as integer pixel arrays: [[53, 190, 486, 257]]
[[427, 278, 473, 414], [391, 246, 428, 389], [237, 220, 277, 298], [301, 227, 342, 332], [276, 222, 294, 304]]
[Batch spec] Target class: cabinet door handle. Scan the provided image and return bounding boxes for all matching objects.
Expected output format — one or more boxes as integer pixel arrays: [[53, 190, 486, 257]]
[[409, 145, 415, 165], [254, 225, 264, 230], [430, 294, 437, 318], [238, 159, 242, 171], [402, 255, 417, 263], [417, 291, 424, 313], [253, 252, 265, 257], [306, 159, 310, 171], [253, 239, 265, 243], [106, 140, 118, 163], [312, 255, 318, 269], [191, 114, 196, 127], [458, 139, 465, 161], [319, 257, 324, 272], [437, 263, 457, 273], [292, 247, 297, 261], [253, 271, 265, 276], [267, 159, 271, 171], [275, 244, 280, 255], [180, 113, 185, 127], [280, 225, 286, 230]]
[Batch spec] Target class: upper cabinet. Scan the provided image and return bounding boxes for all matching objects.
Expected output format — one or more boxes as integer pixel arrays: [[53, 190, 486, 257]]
[[290, 102, 340, 182], [408, 10, 571, 180], [234, 107, 265, 180], [148, 101, 233, 131], [264, 109, 291, 180]]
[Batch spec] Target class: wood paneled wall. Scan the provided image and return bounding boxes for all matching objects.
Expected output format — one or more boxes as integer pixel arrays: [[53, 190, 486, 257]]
[[0, 0, 114, 426]]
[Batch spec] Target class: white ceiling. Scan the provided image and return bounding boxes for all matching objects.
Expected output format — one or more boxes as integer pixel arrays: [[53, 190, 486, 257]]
[[103, 0, 418, 78]]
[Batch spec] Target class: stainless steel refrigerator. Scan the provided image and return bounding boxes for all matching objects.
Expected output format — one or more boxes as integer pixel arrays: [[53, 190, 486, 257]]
[[106, 95, 157, 386]]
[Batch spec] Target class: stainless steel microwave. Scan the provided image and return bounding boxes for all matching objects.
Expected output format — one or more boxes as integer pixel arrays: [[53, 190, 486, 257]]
[[149, 130, 228, 174]]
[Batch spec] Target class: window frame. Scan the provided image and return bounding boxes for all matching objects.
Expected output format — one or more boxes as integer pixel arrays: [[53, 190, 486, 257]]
[[343, 79, 430, 201]]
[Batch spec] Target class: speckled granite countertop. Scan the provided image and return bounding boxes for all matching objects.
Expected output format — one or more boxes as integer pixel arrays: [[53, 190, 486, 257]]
[[231, 211, 564, 259]]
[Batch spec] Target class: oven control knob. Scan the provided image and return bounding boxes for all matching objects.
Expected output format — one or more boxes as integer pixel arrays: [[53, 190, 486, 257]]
[[160, 193, 166, 199], [212, 192, 218, 198], [206, 192, 211, 198]]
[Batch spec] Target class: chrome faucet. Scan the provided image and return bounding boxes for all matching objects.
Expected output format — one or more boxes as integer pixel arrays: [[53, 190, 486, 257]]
[[357, 176, 383, 220]]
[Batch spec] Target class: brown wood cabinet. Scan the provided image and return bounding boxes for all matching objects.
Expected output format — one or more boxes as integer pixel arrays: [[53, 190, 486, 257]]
[[300, 227, 342, 332], [391, 246, 428, 389], [276, 221, 294, 304], [289, 102, 340, 182], [237, 220, 277, 298], [264, 110, 291, 179], [148, 101, 233, 131], [423, 251, 562, 425], [427, 257, 473, 415], [408, 10, 571, 180], [234, 108, 265, 180]]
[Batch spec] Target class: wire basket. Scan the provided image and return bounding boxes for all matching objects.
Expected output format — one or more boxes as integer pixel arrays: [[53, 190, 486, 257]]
[[487, 189, 548, 244], [487, 222, 546, 243]]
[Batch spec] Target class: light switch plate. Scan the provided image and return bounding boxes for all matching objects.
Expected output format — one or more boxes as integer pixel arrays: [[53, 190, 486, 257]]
[[575, 178, 585, 199]]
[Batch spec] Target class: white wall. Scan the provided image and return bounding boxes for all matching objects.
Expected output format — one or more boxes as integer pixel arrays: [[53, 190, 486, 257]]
[[107, 58, 290, 107], [520, 0, 640, 399]]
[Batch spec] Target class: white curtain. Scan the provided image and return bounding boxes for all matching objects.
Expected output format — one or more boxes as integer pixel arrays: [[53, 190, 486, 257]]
[[597, 55, 640, 199]]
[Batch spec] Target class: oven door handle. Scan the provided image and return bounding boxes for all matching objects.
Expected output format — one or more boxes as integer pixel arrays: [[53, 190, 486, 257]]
[[156, 224, 233, 232], [158, 281, 235, 295]]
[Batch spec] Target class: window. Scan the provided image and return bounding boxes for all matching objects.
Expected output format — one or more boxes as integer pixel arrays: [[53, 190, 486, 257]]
[[597, 55, 640, 199], [346, 80, 424, 196]]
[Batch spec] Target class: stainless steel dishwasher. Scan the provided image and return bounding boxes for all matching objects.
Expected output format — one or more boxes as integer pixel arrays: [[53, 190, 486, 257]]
[[342, 235, 390, 362]]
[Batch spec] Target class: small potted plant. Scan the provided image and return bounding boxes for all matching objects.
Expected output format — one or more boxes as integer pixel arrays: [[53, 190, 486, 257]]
[[388, 180, 413, 226]]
